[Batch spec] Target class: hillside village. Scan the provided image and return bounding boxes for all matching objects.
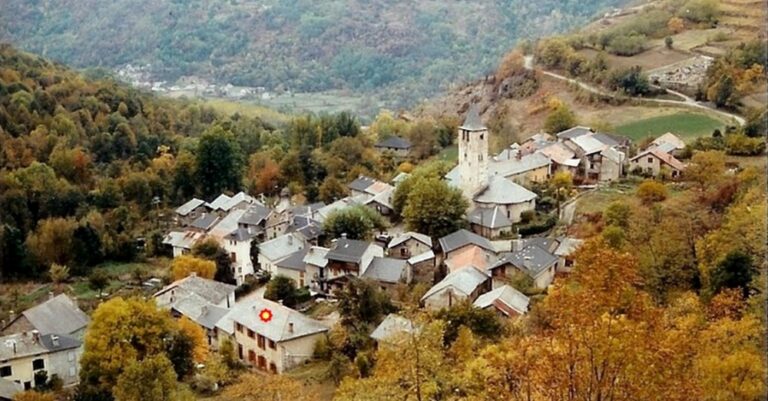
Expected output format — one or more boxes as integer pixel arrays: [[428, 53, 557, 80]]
[[0, 91, 711, 401], [0, 0, 765, 399]]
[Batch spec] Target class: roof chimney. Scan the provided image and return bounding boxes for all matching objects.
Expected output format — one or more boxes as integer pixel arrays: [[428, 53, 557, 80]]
[[341, 233, 347, 239], [288, 322, 294, 333], [48, 291, 55, 300], [51, 335, 60, 347], [190, 272, 197, 278], [287, 235, 293, 245], [31, 330, 40, 343]]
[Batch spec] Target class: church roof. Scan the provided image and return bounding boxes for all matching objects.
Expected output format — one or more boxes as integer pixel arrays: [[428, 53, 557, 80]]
[[474, 176, 538, 205], [460, 104, 485, 131]]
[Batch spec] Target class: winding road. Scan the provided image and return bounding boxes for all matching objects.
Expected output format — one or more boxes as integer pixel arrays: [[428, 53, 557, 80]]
[[523, 56, 746, 126]]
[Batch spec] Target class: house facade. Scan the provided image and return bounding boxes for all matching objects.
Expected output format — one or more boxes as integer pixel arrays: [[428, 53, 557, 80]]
[[387, 232, 432, 260], [0, 332, 82, 390]]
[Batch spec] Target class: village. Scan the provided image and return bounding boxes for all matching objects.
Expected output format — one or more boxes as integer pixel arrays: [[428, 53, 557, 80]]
[[0, 99, 699, 398]]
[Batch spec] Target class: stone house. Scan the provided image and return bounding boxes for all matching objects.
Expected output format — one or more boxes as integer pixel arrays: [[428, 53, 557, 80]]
[[387, 232, 432, 260], [374, 136, 412, 158], [421, 267, 490, 310], [629, 147, 686, 178], [0, 332, 82, 390], [215, 299, 328, 374], [1, 294, 90, 340], [473, 285, 530, 318]]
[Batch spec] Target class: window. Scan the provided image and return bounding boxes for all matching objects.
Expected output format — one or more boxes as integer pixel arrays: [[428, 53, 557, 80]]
[[480, 133, 484, 140], [464, 152, 467, 160], [69, 367, 76, 377], [269, 363, 277, 374], [478, 154, 483, 161], [268, 340, 276, 350], [238, 344, 244, 360], [248, 350, 256, 362], [247, 329, 255, 339], [68, 351, 75, 362], [647, 157, 653, 163], [257, 334, 266, 350], [235, 323, 244, 333], [230, 252, 237, 262], [0, 366, 11, 377], [32, 359, 44, 370], [258, 356, 267, 370]]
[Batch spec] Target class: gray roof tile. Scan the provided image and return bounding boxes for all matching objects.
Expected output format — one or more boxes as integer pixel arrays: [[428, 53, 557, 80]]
[[18, 294, 90, 336], [439, 229, 495, 254]]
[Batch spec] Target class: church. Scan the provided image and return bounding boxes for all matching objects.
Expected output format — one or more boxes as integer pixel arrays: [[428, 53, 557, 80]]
[[446, 104, 538, 235]]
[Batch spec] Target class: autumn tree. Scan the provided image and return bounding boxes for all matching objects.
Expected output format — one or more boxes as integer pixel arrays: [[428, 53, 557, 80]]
[[13, 391, 55, 401], [177, 316, 208, 363], [637, 179, 668, 204], [402, 177, 467, 238], [223, 374, 317, 401], [247, 151, 282, 196], [544, 103, 576, 134], [78, 297, 193, 398], [406, 119, 438, 160], [667, 17, 685, 33], [25, 217, 77, 269], [113, 355, 181, 401], [170, 255, 216, 281], [264, 275, 303, 308], [196, 125, 244, 199], [603, 200, 632, 228], [192, 238, 235, 284], [708, 251, 754, 298], [318, 176, 348, 203], [335, 318, 449, 401], [550, 171, 573, 216]]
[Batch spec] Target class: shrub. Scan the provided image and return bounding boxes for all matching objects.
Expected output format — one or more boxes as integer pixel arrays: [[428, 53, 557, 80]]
[[609, 34, 647, 56], [725, 133, 766, 156], [636, 180, 668, 204], [517, 215, 558, 236], [520, 210, 536, 224]]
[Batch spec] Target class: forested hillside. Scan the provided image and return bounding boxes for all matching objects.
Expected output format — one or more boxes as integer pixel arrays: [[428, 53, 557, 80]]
[[0, 0, 631, 106]]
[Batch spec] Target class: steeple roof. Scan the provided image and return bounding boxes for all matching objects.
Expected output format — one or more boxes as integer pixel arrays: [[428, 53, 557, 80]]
[[460, 103, 485, 131]]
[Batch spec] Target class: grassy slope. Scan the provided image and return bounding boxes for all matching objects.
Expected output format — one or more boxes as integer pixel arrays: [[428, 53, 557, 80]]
[[614, 111, 726, 141]]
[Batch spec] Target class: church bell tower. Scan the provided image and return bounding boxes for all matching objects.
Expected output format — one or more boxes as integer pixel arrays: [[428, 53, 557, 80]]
[[457, 103, 489, 199]]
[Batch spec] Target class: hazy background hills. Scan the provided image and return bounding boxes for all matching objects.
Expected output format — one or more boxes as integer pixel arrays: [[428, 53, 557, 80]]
[[0, 0, 631, 109]]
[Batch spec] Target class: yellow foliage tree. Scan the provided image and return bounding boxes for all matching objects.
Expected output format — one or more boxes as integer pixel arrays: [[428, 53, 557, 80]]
[[79, 297, 176, 394], [13, 391, 55, 401], [667, 17, 685, 33], [113, 355, 179, 401], [178, 315, 208, 363], [223, 374, 317, 401], [171, 255, 216, 281]]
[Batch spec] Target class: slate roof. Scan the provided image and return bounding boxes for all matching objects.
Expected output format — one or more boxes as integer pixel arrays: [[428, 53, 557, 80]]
[[259, 233, 304, 262], [209, 209, 247, 239], [365, 186, 395, 209], [439, 229, 495, 254], [489, 152, 551, 178], [0, 332, 81, 361], [474, 176, 538, 205], [652, 141, 678, 154], [288, 216, 325, 241], [515, 237, 559, 253], [388, 232, 433, 249], [163, 230, 204, 250], [554, 237, 583, 257], [473, 285, 530, 316], [591, 132, 622, 147], [190, 213, 220, 231], [460, 103, 486, 131], [361, 257, 408, 284], [15, 294, 90, 336], [226, 227, 258, 242], [275, 248, 310, 272], [239, 203, 272, 226], [538, 142, 577, 165], [170, 293, 230, 329], [375, 136, 412, 150], [217, 298, 328, 342], [348, 176, 378, 192], [421, 267, 488, 301], [408, 250, 435, 265], [492, 245, 558, 278], [555, 126, 593, 139], [571, 135, 607, 155], [154, 275, 236, 307], [326, 238, 374, 263], [207, 192, 255, 212], [468, 206, 513, 230], [304, 246, 329, 268], [207, 194, 232, 211], [176, 198, 206, 216], [370, 314, 416, 342]]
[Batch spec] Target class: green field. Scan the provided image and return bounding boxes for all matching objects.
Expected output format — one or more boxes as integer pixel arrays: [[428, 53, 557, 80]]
[[615, 112, 726, 142]]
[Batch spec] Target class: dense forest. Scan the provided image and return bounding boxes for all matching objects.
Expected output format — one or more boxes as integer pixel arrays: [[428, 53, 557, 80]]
[[0, 0, 630, 106]]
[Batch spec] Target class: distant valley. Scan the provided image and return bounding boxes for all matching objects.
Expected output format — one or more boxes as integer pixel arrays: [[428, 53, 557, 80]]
[[0, 0, 632, 115]]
